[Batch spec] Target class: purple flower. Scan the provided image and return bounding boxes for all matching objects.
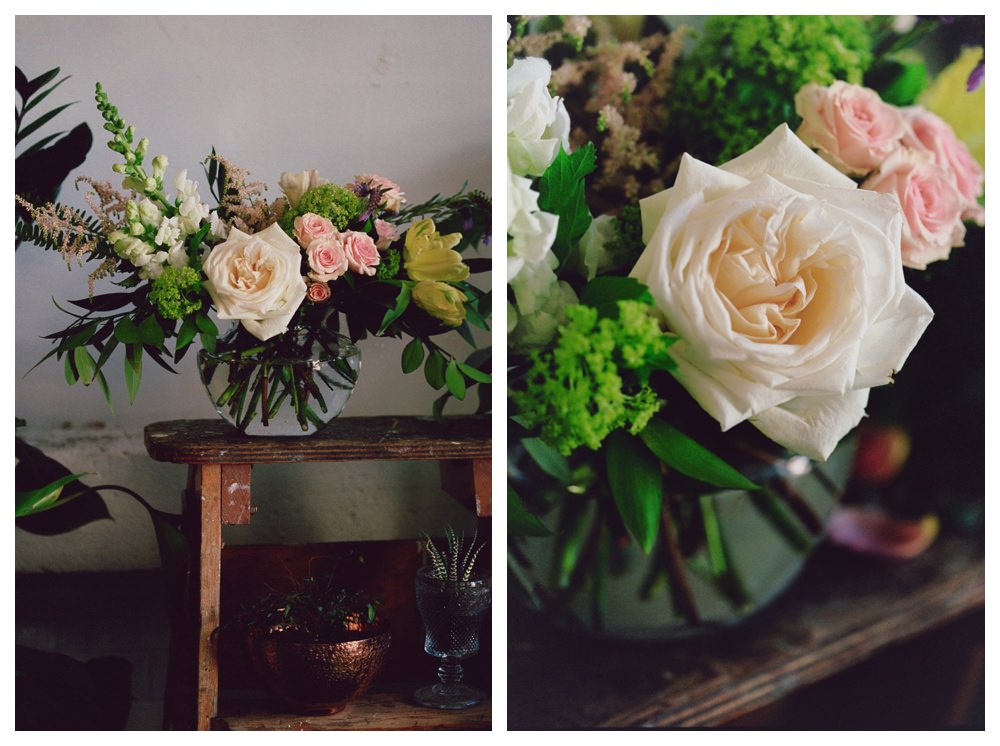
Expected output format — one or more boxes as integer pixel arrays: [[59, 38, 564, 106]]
[[967, 55, 985, 91]]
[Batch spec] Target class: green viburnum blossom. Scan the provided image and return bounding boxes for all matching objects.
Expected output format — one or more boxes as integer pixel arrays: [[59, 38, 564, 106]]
[[670, 15, 873, 163], [280, 183, 365, 233], [512, 300, 675, 455], [149, 265, 202, 320], [375, 247, 401, 280]]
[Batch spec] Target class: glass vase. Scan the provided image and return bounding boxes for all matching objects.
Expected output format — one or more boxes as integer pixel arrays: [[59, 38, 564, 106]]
[[198, 323, 360, 436], [509, 437, 856, 639], [413, 566, 491, 709]]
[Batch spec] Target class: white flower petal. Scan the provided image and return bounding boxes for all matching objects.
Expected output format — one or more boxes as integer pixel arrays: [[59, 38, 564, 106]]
[[751, 389, 870, 461]]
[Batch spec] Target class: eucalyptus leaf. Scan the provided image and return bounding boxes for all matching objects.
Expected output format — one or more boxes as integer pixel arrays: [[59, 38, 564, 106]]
[[522, 437, 572, 484], [605, 429, 663, 553], [508, 486, 552, 537], [639, 418, 760, 491]]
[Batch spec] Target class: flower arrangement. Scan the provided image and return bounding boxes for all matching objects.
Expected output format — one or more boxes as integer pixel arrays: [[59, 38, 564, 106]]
[[16, 83, 491, 433], [507, 16, 984, 631]]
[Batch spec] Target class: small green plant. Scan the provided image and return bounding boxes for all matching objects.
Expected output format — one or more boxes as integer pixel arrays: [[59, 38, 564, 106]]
[[424, 526, 486, 582], [239, 577, 381, 644]]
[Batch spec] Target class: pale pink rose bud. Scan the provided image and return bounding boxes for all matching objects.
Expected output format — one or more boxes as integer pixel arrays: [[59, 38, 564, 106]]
[[306, 235, 350, 282], [374, 219, 400, 250], [294, 212, 337, 248], [356, 173, 406, 212], [900, 106, 985, 225], [862, 148, 966, 270], [795, 81, 905, 176], [342, 231, 380, 276], [306, 281, 331, 303]]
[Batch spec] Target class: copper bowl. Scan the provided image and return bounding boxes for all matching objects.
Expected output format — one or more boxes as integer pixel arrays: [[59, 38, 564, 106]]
[[249, 630, 392, 715]]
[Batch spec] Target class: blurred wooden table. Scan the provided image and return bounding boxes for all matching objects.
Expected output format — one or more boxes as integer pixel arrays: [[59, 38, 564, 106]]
[[508, 534, 984, 729]]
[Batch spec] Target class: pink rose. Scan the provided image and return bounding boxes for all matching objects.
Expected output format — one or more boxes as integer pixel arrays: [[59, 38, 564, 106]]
[[795, 81, 905, 176], [306, 235, 350, 282], [342, 231, 380, 276], [356, 173, 406, 212], [306, 281, 331, 303], [901, 106, 985, 225], [862, 149, 966, 270], [293, 213, 337, 248], [374, 218, 400, 250]]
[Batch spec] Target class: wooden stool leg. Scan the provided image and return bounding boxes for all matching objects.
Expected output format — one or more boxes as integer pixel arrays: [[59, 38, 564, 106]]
[[195, 463, 223, 730]]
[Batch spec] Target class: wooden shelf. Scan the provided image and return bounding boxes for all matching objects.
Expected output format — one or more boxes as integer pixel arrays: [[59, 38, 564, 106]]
[[508, 534, 984, 729], [145, 416, 490, 464], [215, 686, 491, 731]]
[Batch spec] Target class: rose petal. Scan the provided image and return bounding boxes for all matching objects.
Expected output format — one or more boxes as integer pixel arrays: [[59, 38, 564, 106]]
[[721, 123, 856, 189], [751, 388, 869, 461], [827, 505, 939, 559]]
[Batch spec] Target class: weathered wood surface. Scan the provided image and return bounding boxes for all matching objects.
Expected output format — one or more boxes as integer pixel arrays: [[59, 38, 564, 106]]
[[145, 417, 490, 464], [507, 534, 984, 729], [439, 458, 492, 517], [215, 687, 491, 730], [195, 465, 223, 731]]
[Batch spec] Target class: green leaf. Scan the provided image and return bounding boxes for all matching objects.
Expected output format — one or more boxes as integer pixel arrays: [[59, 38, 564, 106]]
[[431, 390, 451, 422], [124, 343, 143, 404], [195, 312, 218, 337], [63, 354, 78, 385], [15, 473, 89, 518], [138, 315, 165, 349], [73, 346, 97, 385], [377, 284, 411, 335], [700, 493, 749, 609], [424, 348, 446, 390], [22, 75, 70, 117], [508, 486, 552, 537], [113, 316, 141, 344], [401, 338, 424, 374], [456, 361, 491, 384], [537, 142, 597, 266], [444, 359, 467, 400], [522, 437, 572, 483], [579, 276, 654, 318], [639, 419, 760, 491], [175, 317, 198, 354], [750, 487, 814, 553], [605, 430, 663, 553]]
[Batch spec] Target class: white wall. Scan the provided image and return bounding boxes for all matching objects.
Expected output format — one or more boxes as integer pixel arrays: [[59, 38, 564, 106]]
[[15, 15, 491, 572]]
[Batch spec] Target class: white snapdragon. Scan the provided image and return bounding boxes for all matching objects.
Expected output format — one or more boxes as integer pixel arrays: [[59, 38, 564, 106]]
[[155, 216, 182, 247], [137, 198, 163, 228], [507, 57, 571, 177], [178, 195, 210, 235], [208, 211, 229, 241], [166, 242, 189, 269], [174, 169, 200, 202], [152, 154, 169, 179]]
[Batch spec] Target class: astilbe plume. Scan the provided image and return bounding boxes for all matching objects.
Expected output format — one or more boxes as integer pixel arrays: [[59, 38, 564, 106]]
[[78, 177, 129, 235], [210, 154, 276, 234], [512, 17, 685, 215]]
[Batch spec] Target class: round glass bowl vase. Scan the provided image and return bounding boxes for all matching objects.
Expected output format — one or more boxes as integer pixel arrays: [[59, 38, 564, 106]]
[[198, 329, 360, 437], [510, 438, 856, 640]]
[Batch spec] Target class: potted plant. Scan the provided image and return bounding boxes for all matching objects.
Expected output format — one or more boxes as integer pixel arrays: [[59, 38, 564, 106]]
[[414, 527, 490, 709], [238, 577, 391, 715]]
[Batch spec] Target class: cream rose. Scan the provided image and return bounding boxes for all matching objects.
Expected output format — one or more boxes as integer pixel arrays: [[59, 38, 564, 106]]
[[861, 148, 966, 270], [795, 81, 905, 176], [203, 223, 308, 341], [631, 125, 933, 460]]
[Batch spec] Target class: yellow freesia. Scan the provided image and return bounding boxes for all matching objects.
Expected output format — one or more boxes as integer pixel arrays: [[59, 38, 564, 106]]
[[411, 281, 467, 327], [403, 218, 470, 282], [920, 46, 985, 167]]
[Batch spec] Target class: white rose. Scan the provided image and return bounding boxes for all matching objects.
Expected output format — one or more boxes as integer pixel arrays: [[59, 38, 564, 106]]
[[507, 57, 571, 177], [202, 223, 308, 342], [278, 170, 328, 210], [631, 125, 933, 460]]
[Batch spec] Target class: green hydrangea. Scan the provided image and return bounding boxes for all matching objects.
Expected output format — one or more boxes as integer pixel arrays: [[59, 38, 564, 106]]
[[511, 300, 675, 455], [280, 184, 365, 233], [375, 247, 401, 280], [670, 15, 873, 163], [149, 265, 202, 320]]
